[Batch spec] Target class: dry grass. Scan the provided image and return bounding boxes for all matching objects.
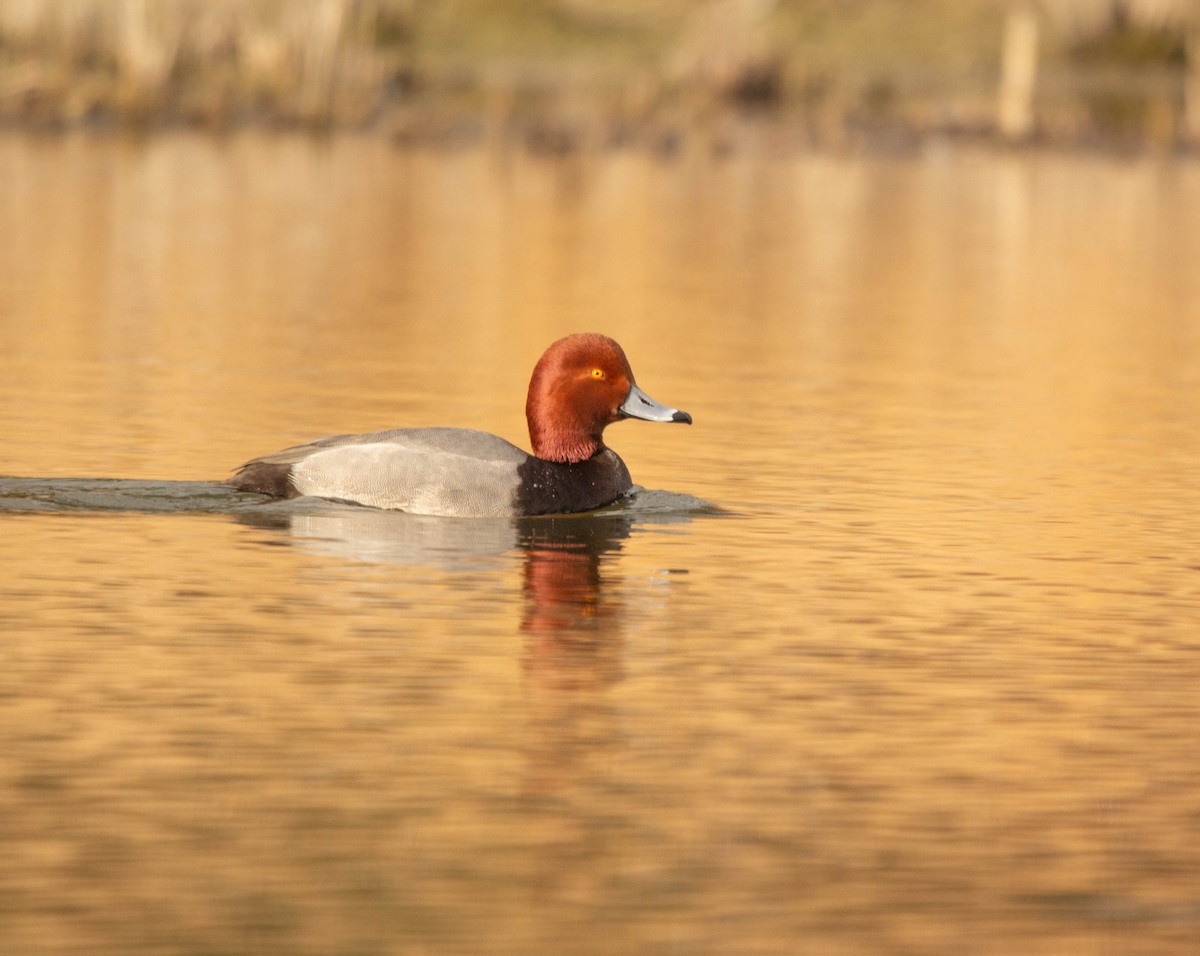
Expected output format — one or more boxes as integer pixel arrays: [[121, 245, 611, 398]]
[[0, 0, 1195, 151]]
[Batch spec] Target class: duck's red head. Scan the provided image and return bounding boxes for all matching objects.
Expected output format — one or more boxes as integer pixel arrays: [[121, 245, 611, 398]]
[[525, 333, 692, 464]]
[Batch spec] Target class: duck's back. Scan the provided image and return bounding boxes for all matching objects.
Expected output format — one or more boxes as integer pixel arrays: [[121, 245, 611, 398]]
[[227, 427, 632, 517]]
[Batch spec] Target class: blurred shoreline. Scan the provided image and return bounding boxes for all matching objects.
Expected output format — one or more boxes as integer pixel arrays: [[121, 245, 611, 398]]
[[2, 0, 1198, 156]]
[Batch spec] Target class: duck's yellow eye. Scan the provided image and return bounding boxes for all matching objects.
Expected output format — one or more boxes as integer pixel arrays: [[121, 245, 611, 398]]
[[590, 368, 605, 379]]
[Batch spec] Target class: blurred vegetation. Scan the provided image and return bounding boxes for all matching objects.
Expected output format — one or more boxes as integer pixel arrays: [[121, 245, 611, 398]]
[[0, 0, 1197, 151]]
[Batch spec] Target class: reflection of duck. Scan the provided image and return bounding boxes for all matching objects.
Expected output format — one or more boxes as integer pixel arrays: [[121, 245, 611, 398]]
[[236, 492, 702, 567], [518, 516, 634, 691], [238, 500, 701, 698], [227, 334, 691, 517], [241, 505, 522, 565]]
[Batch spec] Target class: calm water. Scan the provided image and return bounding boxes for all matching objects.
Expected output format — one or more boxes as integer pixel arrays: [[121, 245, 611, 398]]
[[2, 134, 1200, 954]]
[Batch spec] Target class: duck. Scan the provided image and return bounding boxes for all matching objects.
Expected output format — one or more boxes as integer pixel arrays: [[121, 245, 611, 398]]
[[226, 333, 692, 517]]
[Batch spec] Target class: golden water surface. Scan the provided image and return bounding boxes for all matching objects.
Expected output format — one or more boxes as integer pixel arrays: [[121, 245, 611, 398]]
[[2, 134, 1200, 954]]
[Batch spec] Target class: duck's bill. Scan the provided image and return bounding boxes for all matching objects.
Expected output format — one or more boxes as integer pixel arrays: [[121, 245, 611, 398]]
[[619, 384, 693, 425]]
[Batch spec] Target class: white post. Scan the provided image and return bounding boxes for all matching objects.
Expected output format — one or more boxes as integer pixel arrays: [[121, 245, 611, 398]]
[[1186, 29, 1200, 145], [998, 4, 1039, 141]]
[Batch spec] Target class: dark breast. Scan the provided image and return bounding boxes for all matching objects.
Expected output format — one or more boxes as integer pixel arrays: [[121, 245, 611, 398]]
[[514, 449, 633, 516]]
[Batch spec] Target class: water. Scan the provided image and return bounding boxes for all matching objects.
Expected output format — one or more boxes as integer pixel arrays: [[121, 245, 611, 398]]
[[2, 134, 1200, 954]]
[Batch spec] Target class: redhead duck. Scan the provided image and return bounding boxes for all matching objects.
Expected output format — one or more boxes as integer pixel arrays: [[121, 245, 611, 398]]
[[227, 333, 691, 516]]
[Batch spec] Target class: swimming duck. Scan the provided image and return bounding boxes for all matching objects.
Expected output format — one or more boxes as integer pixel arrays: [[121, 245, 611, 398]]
[[226, 333, 691, 516]]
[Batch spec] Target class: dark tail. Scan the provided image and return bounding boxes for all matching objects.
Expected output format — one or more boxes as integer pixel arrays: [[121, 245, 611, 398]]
[[225, 461, 299, 498]]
